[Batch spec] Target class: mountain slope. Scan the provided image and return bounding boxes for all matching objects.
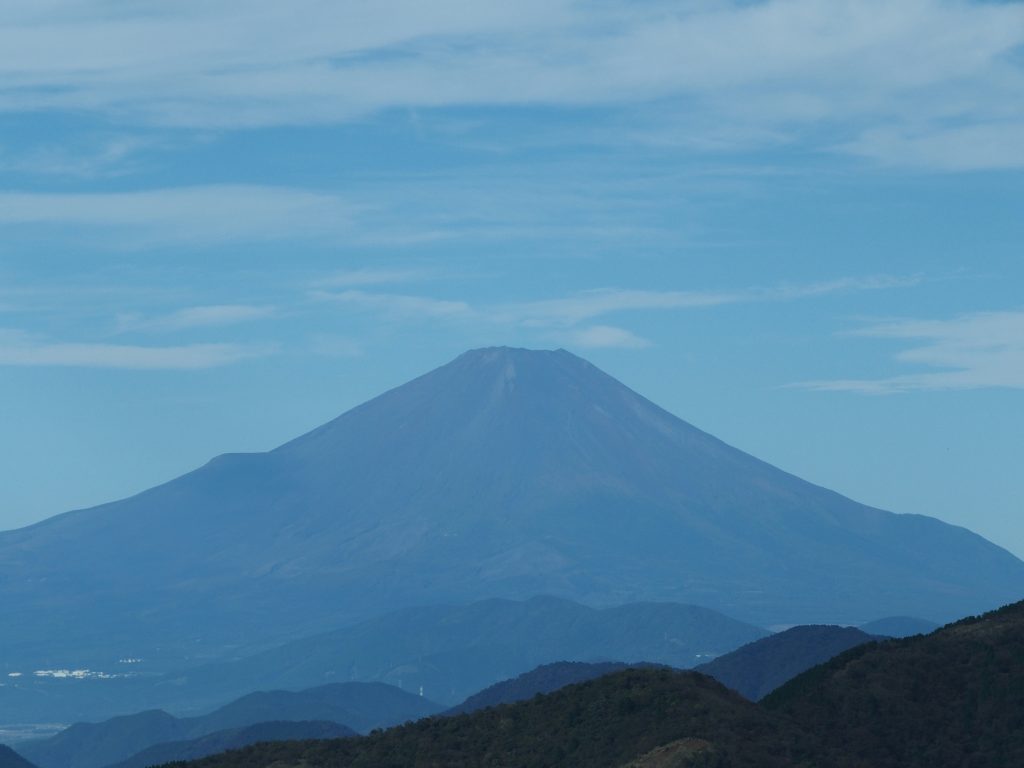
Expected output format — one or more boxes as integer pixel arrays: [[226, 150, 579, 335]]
[[446, 661, 631, 715], [167, 668, 811, 768], [164, 596, 764, 710], [17, 682, 436, 768], [695, 625, 876, 700], [1, 347, 1021, 672], [165, 598, 1024, 767], [0, 597, 762, 725], [765, 600, 1024, 766], [107, 721, 353, 768], [859, 616, 938, 638], [0, 746, 37, 768]]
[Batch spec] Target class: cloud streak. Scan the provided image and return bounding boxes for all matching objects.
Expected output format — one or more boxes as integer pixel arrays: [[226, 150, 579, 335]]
[[0, 330, 272, 369], [311, 289, 473, 319], [0, 185, 355, 245], [116, 304, 276, 333], [311, 268, 432, 289], [556, 325, 653, 350], [0, 1, 1020, 167], [315, 274, 918, 345], [797, 311, 1024, 393]]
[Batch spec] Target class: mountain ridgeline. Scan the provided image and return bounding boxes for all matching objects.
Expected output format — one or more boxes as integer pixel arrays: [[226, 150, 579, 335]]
[[0, 747, 36, 768], [157, 598, 1024, 768], [445, 661, 633, 715], [694, 625, 877, 701], [0, 596, 764, 725], [164, 596, 764, 710], [171, 668, 809, 768], [105, 722, 353, 768], [16, 683, 435, 768], [0, 347, 1021, 671]]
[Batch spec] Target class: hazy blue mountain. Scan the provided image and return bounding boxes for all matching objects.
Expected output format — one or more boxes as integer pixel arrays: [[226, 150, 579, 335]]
[[0, 746, 37, 768], [764, 599, 1024, 766], [859, 616, 939, 638], [695, 625, 877, 701], [17, 682, 436, 768], [1, 347, 1021, 672], [446, 662, 632, 715], [107, 721, 353, 768], [157, 596, 764, 711], [173, 668, 810, 768], [0, 597, 761, 725], [150, 600, 1024, 768]]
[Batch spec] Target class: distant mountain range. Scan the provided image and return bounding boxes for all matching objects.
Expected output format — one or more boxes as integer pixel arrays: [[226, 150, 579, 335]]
[[160, 596, 764, 710], [106, 721, 352, 768], [177, 668, 804, 768], [166, 598, 1024, 767], [859, 616, 939, 638], [0, 596, 764, 724], [1, 347, 1020, 696], [0, 746, 35, 768], [15, 682, 435, 768], [446, 661, 633, 715], [764, 599, 1024, 766], [695, 625, 877, 701]]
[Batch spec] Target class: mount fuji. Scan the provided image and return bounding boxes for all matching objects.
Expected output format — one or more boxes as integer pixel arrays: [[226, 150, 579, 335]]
[[1, 347, 1021, 669]]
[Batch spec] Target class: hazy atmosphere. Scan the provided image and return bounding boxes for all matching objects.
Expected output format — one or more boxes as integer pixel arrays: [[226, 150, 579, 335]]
[[3, 1, 1021, 557], [2, 4, 1024, 768]]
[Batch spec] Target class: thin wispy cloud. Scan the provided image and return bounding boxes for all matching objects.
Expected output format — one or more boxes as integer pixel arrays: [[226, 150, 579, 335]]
[[555, 325, 653, 350], [0, 186, 355, 245], [0, 1, 1019, 168], [315, 274, 918, 345], [796, 311, 1024, 393], [0, 329, 273, 369], [0, 135, 153, 177], [493, 275, 919, 329], [308, 333, 363, 358], [116, 304, 276, 333], [756, 275, 924, 301], [311, 268, 431, 289], [495, 289, 741, 328], [311, 289, 473, 319]]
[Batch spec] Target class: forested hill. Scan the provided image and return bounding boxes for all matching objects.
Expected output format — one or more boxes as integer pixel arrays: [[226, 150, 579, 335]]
[[695, 625, 876, 701], [0, 746, 37, 768], [764, 600, 1024, 767], [163, 668, 810, 768], [159, 598, 1024, 768]]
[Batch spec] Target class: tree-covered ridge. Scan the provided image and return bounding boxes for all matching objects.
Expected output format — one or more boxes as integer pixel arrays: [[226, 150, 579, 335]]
[[107, 721, 354, 768], [764, 600, 1024, 767], [16, 681, 435, 768], [158, 598, 1024, 768], [445, 661, 631, 715], [695, 625, 876, 701], [0, 746, 37, 768], [162, 669, 810, 768]]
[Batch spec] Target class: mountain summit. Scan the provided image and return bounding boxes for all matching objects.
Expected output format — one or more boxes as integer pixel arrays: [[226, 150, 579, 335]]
[[1, 347, 1021, 666]]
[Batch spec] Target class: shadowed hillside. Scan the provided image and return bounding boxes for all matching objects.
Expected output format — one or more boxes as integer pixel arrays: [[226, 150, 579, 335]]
[[17, 682, 436, 768], [162, 599, 1024, 768], [107, 722, 353, 768], [446, 661, 632, 715], [0, 746, 36, 768], [695, 625, 876, 701], [163, 669, 811, 768], [2, 347, 1020, 685], [765, 600, 1024, 767], [166, 596, 762, 710], [859, 616, 938, 638]]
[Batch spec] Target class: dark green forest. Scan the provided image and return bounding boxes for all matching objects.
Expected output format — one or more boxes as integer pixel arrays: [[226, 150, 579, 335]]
[[160, 599, 1024, 768]]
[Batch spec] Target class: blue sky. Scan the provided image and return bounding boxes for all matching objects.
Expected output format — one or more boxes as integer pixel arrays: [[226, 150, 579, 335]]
[[1, 0, 1023, 557]]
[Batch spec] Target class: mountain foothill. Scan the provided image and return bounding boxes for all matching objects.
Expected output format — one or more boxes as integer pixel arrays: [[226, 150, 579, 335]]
[[1, 347, 1021, 767]]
